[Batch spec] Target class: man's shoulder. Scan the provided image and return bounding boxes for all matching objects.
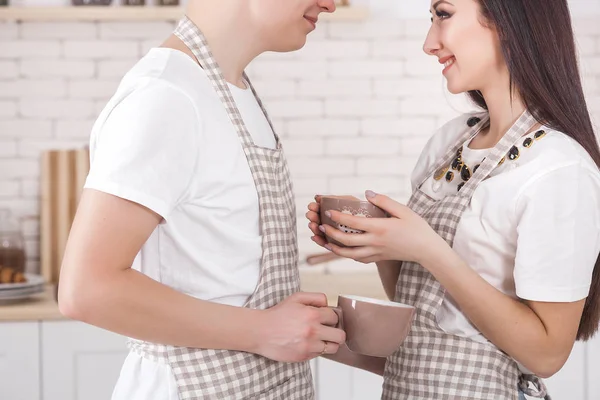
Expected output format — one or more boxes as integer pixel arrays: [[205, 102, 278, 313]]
[[118, 48, 217, 110]]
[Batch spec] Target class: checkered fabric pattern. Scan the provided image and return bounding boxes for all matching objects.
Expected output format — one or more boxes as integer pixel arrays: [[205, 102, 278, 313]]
[[382, 111, 551, 399], [128, 16, 313, 400]]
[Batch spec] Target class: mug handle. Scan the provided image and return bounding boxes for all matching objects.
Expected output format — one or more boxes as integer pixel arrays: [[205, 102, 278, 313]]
[[329, 306, 344, 330]]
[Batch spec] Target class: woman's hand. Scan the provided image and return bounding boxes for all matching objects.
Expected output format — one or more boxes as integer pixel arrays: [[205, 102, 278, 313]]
[[316, 191, 449, 265], [306, 195, 328, 248]]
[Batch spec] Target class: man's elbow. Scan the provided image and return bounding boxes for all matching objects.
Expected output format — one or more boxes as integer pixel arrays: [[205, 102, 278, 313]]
[[57, 271, 100, 322]]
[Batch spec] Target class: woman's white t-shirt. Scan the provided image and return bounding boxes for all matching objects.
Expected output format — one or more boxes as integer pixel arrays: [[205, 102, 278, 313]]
[[84, 48, 277, 399], [413, 113, 600, 348]]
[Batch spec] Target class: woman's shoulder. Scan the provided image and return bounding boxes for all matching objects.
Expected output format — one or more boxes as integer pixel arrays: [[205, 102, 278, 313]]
[[508, 127, 600, 215], [516, 126, 600, 178]]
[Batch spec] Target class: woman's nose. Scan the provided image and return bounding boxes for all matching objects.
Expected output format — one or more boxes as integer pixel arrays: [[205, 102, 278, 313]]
[[423, 27, 441, 56]]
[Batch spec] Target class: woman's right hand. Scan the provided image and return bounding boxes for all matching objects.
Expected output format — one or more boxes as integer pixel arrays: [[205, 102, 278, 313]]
[[306, 195, 329, 248], [255, 291, 346, 363]]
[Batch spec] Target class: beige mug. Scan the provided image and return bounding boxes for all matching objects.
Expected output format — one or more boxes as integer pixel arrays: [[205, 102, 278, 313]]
[[319, 195, 389, 248], [329, 295, 415, 358]]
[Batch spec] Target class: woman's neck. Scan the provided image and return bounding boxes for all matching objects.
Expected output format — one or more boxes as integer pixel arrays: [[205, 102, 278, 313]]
[[469, 81, 540, 150]]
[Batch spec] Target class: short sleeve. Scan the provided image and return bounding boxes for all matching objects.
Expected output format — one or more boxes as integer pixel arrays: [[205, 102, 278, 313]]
[[514, 163, 600, 302], [85, 80, 200, 220]]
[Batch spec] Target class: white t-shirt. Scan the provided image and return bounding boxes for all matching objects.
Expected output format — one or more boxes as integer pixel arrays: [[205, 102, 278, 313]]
[[413, 113, 600, 346], [84, 48, 277, 399]]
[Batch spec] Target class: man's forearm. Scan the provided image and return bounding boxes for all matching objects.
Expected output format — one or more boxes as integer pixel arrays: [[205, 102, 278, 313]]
[[59, 268, 263, 353]]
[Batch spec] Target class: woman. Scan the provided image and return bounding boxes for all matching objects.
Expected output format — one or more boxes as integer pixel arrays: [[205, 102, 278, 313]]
[[58, 0, 345, 399], [307, 0, 600, 399]]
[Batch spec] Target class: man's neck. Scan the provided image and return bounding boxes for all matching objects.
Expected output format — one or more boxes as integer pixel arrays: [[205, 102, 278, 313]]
[[163, 1, 265, 88]]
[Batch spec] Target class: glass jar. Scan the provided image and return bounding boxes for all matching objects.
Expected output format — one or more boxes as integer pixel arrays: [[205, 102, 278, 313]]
[[0, 209, 26, 274], [71, 0, 112, 5]]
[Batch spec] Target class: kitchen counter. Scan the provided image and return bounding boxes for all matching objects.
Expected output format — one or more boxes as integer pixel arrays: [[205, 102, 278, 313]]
[[0, 271, 387, 322], [0, 285, 64, 321]]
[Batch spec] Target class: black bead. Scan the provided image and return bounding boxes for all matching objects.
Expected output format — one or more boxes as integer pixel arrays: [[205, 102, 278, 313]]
[[446, 171, 454, 182], [461, 164, 472, 181], [534, 130, 547, 140], [508, 146, 520, 160], [457, 182, 465, 192], [467, 117, 481, 127], [523, 137, 533, 148], [451, 158, 464, 171]]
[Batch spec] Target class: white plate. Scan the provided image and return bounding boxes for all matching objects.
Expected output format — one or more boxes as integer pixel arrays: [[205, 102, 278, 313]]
[[0, 285, 45, 301], [0, 283, 45, 295], [0, 274, 46, 291], [0, 283, 45, 296]]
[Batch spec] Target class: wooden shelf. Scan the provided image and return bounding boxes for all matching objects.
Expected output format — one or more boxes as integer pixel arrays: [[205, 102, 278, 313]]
[[0, 5, 369, 22]]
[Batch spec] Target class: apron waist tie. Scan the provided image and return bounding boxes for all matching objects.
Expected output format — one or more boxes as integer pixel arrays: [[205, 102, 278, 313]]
[[518, 373, 552, 400]]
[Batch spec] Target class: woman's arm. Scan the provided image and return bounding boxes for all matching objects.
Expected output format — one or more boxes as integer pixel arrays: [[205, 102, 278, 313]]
[[421, 246, 583, 378], [375, 261, 401, 301], [319, 191, 588, 379], [59, 189, 345, 363], [322, 345, 386, 376]]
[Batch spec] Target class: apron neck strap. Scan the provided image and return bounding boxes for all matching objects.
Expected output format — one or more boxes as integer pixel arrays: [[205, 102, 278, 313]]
[[173, 16, 279, 149], [417, 110, 537, 196], [459, 110, 537, 197]]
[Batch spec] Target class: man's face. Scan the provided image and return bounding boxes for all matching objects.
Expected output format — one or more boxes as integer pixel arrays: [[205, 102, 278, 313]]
[[248, 0, 336, 52]]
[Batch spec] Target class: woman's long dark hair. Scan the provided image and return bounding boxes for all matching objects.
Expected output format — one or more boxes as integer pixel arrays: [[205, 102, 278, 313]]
[[470, 0, 600, 341]]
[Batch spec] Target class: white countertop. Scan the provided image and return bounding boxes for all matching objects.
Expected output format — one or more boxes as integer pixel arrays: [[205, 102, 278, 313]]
[[0, 271, 387, 322]]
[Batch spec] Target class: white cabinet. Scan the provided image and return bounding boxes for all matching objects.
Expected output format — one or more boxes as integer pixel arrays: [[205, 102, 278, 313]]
[[316, 358, 383, 400], [351, 368, 384, 399], [41, 321, 128, 400], [587, 333, 600, 399], [1, 319, 600, 400], [0, 322, 40, 400], [543, 340, 586, 400]]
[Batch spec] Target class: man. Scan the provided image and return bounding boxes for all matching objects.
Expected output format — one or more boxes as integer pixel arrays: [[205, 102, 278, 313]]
[[58, 0, 344, 398]]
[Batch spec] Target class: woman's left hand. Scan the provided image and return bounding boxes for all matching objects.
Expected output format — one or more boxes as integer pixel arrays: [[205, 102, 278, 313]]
[[318, 191, 449, 265]]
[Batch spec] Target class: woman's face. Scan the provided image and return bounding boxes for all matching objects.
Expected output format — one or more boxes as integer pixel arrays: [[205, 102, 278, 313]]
[[249, 0, 336, 52], [423, 0, 507, 94]]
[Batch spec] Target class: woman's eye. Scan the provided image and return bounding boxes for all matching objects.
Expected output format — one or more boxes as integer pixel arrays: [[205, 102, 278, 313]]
[[435, 10, 451, 20]]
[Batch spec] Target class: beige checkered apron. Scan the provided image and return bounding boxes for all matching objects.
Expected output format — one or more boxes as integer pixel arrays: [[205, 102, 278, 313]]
[[382, 111, 551, 400], [128, 16, 314, 400]]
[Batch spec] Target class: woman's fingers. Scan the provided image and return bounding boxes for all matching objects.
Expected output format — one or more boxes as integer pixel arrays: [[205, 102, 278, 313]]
[[319, 224, 371, 248], [325, 240, 379, 263], [311, 235, 329, 248]]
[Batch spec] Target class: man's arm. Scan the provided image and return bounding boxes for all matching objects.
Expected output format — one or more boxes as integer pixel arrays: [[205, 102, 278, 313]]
[[59, 189, 345, 362]]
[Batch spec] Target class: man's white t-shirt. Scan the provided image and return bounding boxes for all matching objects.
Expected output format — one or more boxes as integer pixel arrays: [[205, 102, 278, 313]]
[[84, 48, 277, 399], [413, 114, 600, 352]]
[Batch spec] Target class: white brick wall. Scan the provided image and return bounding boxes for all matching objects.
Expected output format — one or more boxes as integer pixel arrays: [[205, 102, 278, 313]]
[[0, 18, 599, 273]]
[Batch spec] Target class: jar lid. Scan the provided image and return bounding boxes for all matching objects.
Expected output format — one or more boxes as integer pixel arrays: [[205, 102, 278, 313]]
[[0, 209, 21, 233]]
